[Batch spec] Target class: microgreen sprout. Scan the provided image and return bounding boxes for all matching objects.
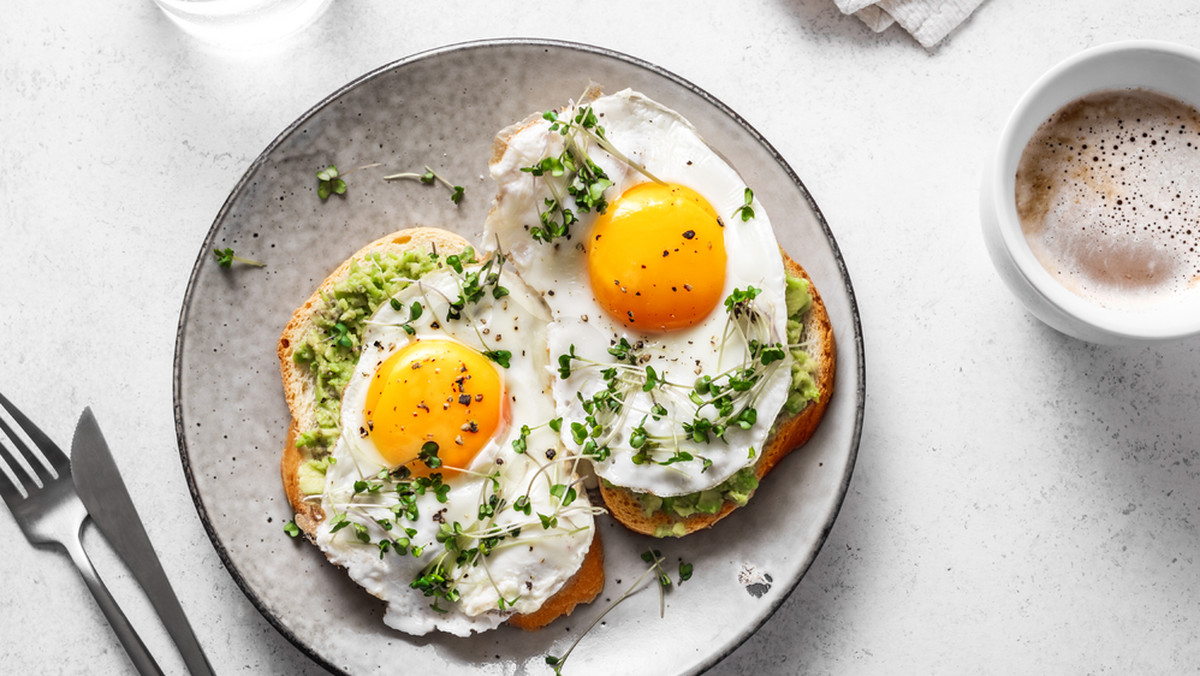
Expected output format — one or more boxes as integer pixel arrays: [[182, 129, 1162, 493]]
[[606, 337, 639, 364], [733, 187, 755, 222], [520, 95, 662, 245], [512, 425, 532, 454], [328, 511, 350, 534], [317, 163, 382, 200], [546, 549, 680, 674], [549, 482, 578, 507], [512, 417, 561, 455], [212, 247, 264, 269], [402, 301, 423, 335], [641, 365, 660, 392], [383, 165, 465, 204], [558, 345, 579, 379], [283, 520, 301, 538], [483, 350, 512, 368], [331, 321, 353, 348], [317, 165, 346, 200], [419, 441, 442, 469], [443, 254, 509, 322]]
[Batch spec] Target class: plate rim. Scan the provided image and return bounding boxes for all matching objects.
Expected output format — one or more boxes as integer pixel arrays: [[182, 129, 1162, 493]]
[[172, 36, 865, 675]]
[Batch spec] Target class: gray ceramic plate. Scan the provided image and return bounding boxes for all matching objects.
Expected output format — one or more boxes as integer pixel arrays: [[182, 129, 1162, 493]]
[[174, 39, 864, 676]]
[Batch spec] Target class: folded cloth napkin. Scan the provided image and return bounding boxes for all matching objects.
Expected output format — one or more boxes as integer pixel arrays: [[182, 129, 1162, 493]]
[[834, 0, 987, 48]]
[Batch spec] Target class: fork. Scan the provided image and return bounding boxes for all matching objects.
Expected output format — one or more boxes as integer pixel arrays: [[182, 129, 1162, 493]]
[[0, 392, 164, 676]]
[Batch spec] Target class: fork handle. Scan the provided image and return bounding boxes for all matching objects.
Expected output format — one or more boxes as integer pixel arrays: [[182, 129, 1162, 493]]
[[61, 532, 165, 676]]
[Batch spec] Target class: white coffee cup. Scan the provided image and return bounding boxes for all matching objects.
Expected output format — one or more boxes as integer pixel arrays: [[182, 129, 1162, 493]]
[[980, 40, 1200, 344]]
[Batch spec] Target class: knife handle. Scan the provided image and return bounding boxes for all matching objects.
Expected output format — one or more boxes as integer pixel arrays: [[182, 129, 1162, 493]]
[[136, 553, 215, 676], [62, 524, 165, 676], [71, 408, 214, 675]]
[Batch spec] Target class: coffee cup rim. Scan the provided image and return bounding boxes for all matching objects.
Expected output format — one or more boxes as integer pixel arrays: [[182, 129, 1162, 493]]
[[988, 39, 1200, 343]]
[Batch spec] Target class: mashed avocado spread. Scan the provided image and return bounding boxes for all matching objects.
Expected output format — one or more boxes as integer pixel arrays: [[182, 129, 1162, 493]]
[[291, 249, 449, 457], [636, 270, 820, 524], [784, 273, 820, 414]]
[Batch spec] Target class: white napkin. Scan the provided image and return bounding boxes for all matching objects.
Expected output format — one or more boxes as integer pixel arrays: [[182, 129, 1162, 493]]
[[835, 0, 987, 48]]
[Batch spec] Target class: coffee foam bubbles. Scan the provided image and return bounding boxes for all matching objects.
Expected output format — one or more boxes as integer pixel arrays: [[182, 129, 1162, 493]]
[[1015, 88, 1200, 311]]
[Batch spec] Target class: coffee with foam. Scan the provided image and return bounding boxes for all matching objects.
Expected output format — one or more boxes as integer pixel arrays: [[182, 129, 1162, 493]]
[[1015, 88, 1200, 311]]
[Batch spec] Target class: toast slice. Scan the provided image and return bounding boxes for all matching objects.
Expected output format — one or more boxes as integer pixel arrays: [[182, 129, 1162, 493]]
[[277, 226, 603, 630], [597, 250, 835, 537], [278, 227, 474, 532]]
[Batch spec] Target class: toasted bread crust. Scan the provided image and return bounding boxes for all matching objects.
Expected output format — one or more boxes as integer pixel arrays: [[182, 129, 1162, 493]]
[[598, 251, 836, 537], [278, 226, 603, 630], [507, 528, 605, 631]]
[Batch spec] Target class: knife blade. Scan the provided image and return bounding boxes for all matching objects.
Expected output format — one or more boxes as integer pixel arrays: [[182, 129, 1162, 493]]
[[71, 408, 215, 676]]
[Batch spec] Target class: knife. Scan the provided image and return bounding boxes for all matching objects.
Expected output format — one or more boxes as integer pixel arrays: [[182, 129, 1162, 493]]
[[71, 408, 215, 676]]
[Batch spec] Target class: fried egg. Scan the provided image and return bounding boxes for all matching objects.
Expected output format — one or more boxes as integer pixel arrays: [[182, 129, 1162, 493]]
[[484, 88, 793, 497], [314, 256, 596, 636]]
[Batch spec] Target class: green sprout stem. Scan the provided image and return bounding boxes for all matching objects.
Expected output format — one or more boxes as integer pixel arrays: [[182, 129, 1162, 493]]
[[547, 550, 670, 674], [384, 165, 465, 204], [574, 120, 664, 185], [212, 247, 265, 268]]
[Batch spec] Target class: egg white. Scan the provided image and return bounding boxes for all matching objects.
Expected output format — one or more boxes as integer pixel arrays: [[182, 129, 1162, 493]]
[[484, 89, 793, 497], [314, 260, 596, 636]]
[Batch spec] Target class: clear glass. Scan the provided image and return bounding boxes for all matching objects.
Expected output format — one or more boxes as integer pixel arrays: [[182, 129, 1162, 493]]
[[153, 0, 332, 49]]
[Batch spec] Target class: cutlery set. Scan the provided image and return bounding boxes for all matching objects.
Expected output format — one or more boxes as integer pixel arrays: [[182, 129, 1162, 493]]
[[0, 393, 212, 676]]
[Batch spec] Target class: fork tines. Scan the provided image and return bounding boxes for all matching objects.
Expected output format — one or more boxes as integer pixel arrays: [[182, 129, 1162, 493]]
[[0, 392, 66, 500]]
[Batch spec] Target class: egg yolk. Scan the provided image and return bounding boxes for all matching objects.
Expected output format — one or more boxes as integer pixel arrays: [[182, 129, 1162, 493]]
[[587, 182, 726, 332], [363, 339, 506, 476]]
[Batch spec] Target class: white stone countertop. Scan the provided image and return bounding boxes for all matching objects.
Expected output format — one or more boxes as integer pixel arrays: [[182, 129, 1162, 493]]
[[3, 1, 1199, 674]]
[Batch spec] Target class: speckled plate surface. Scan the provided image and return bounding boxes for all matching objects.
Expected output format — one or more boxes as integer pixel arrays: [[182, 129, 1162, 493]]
[[174, 39, 864, 676]]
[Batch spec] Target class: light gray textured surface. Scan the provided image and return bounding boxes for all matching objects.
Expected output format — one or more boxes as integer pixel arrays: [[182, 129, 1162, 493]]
[[3, 2, 1199, 675]]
